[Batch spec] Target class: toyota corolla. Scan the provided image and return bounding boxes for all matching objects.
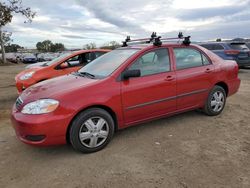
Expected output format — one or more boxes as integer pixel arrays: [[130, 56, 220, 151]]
[[11, 34, 240, 153]]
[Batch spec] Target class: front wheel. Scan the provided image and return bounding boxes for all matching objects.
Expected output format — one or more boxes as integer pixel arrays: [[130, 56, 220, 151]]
[[203, 86, 226, 116], [70, 108, 114, 153]]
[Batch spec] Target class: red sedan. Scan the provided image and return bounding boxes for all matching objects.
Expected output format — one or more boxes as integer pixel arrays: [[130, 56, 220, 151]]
[[11, 34, 240, 153]]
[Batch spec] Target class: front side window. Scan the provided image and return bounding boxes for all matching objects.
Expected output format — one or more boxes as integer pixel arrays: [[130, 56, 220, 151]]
[[66, 55, 81, 66], [128, 48, 170, 76], [45, 52, 72, 66], [174, 48, 210, 70], [78, 49, 139, 78]]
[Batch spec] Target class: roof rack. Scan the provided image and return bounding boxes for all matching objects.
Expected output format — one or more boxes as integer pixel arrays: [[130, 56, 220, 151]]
[[122, 32, 191, 47]]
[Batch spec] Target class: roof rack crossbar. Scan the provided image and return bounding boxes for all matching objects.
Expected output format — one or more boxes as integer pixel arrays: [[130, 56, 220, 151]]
[[122, 32, 191, 47]]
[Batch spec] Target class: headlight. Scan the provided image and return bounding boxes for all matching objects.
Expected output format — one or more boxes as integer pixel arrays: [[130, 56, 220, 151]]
[[21, 99, 59, 114], [20, 71, 35, 80]]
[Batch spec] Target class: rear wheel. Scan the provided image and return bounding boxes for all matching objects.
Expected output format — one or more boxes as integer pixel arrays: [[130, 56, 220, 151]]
[[203, 86, 226, 116], [70, 108, 114, 153]]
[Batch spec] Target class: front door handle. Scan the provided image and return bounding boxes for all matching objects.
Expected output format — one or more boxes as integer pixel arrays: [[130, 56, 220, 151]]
[[165, 75, 175, 81]]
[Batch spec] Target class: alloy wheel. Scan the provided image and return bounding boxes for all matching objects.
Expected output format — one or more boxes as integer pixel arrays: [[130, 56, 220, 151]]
[[210, 91, 225, 112], [79, 117, 109, 148]]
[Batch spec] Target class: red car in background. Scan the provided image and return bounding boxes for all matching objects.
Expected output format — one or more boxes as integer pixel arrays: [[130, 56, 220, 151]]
[[11, 34, 240, 153], [15, 49, 110, 93]]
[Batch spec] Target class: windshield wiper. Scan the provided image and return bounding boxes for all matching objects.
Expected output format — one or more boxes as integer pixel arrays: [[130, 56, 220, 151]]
[[41, 63, 48, 66], [75, 72, 95, 78]]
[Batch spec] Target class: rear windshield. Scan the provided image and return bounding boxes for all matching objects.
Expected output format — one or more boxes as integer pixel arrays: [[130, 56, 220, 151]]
[[229, 43, 249, 50]]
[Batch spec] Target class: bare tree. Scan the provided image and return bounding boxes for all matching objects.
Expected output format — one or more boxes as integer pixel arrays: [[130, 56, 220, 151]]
[[84, 43, 97, 50], [0, 0, 35, 63]]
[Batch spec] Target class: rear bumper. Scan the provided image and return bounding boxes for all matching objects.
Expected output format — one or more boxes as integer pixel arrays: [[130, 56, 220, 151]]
[[228, 78, 241, 96], [236, 59, 250, 67]]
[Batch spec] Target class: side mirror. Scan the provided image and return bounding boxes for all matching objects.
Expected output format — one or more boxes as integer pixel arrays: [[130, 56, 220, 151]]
[[60, 62, 69, 69], [123, 69, 141, 80]]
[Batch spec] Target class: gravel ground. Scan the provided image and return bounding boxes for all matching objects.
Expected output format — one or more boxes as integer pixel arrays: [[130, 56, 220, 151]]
[[0, 64, 250, 188]]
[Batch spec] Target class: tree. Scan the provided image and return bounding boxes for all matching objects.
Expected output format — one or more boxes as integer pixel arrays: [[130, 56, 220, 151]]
[[0, 0, 35, 63], [5, 43, 23, 52], [84, 43, 96, 50], [36, 40, 65, 52], [51, 43, 65, 52], [36, 40, 52, 52], [0, 31, 12, 53], [100, 41, 120, 50]]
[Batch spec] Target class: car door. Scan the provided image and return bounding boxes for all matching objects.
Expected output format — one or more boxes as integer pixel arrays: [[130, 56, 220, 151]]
[[173, 47, 215, 110], [121, 48, 177, 125]]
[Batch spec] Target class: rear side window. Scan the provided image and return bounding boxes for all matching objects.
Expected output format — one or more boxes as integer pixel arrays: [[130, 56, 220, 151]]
[[202, 54, 210, 65], [229, 43, 249, 50], [201, 44, 224, 50], [174, 48, 210, 70], [129, 48, 170, 76]]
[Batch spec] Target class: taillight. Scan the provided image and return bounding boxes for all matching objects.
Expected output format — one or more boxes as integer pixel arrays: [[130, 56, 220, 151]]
[[224, 50, 240, 55]]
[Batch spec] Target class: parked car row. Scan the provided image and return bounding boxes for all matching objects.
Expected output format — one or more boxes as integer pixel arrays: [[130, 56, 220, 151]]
[[11, 33, 241, 153], [4, 52, 61, 64]]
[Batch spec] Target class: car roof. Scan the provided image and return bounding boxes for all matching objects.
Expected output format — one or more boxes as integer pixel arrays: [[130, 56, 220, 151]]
[[71, 49, 111, 54], [117, 42, 201, 51]]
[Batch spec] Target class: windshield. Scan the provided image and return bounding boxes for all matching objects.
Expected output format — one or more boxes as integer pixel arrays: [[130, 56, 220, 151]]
[[78, 49, 139, 78], [44, 52, 72, 66]]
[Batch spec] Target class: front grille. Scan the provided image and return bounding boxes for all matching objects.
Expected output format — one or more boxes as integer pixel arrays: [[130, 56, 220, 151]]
[[15, 97, 23, 110]]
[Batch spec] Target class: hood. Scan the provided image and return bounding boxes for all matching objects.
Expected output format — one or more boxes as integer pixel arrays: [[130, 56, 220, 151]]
[[26, 62, 48, 69], [20, 74, 99, 102]]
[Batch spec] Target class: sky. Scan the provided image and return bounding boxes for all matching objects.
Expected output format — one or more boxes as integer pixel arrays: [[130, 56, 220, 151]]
[[3, 0, 250, 49]]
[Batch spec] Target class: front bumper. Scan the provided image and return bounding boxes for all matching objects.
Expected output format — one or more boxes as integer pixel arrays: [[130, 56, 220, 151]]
[[15, 77, 37, 94], [23, 60, 37, 64], [11, 108, 72, 146]]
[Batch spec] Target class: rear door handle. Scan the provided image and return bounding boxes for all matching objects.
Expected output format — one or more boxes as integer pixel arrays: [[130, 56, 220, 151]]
[[165, 75, 175, 81], [205, 68, 212, 73]]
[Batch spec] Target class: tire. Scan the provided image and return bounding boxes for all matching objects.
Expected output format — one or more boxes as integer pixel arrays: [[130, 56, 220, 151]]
[[203, 86, 226, 116], [70, 108, 115, 153]]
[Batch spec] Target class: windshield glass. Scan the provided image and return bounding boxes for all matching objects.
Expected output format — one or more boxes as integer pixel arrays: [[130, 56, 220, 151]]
[[78, 49, 139, 78], [44, 52, 72, 66]]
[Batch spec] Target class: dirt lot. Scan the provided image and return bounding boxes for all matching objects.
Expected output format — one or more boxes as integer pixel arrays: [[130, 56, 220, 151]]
[[0, 64, 250, 188]]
